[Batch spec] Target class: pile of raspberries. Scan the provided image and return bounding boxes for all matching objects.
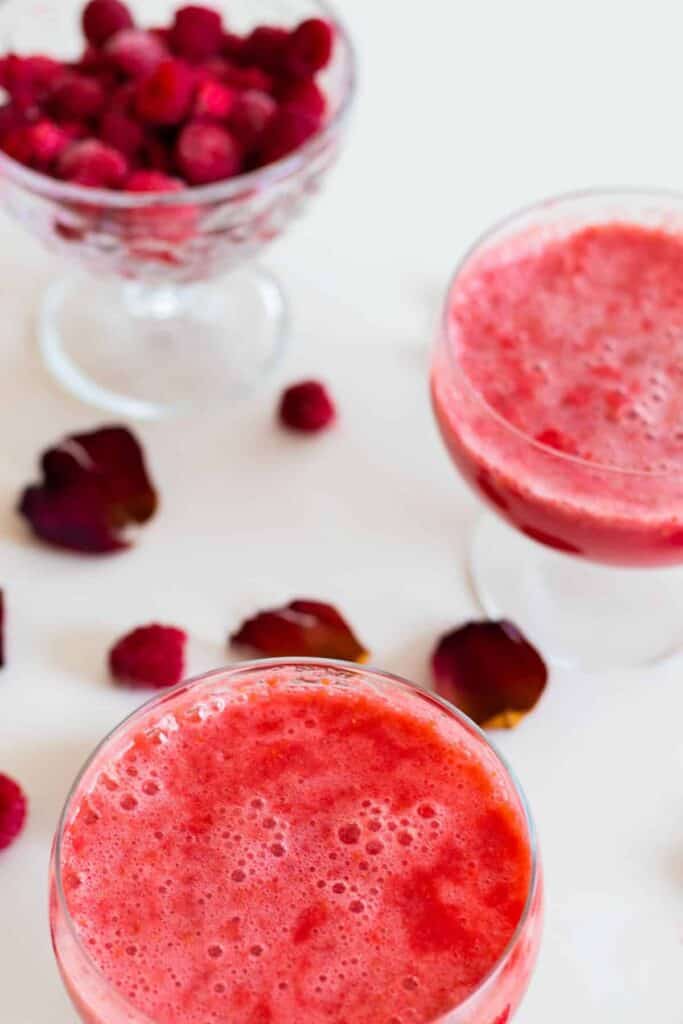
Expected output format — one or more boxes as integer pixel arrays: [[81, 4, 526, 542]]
[[0, 0, 334, 189]]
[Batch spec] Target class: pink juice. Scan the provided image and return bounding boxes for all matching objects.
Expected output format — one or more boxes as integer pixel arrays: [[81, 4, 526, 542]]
[[50, 664, 541, 1024], [432, 218, 683, 565]]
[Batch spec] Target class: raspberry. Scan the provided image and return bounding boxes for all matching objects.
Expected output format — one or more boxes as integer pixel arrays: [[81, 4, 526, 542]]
[[0, 773, 27, 851], [221, 31, 244, 59], [228, 89, 277, 149], [279, 380, 336, 433], [242, 26, 288, 74], [175, 121, 241, 184], [135, 58, 195, 125], [193, 79, 236, 119], [82, 0, 134, 47], [22, 119, 72, 169], [126, 169, 184, 192], [170, 6, 223, 62], [278, 78, 326, 119], [48, 73, 106, 120], [99, 108, 144, 159], [58, 139, 129, 187], [222, 63, 273, 93], [125, 170, 197, 246], [284, 19, 334, 79], [259, 106, 320, 165], [109, 624, 187, 689], [141, 133, 173, 172], [104, 28, 168, 80]]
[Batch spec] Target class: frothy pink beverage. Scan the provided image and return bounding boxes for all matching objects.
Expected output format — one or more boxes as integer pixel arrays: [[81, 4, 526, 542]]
[[50, 664, 541, 1024], [433, 219, 683, 564]]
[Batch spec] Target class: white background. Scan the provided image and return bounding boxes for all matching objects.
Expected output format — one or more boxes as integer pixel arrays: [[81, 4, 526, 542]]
[[1, 0, 683, 1021]]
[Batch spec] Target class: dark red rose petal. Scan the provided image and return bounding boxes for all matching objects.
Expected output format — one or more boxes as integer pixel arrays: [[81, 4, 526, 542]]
[[432, 621, 547, 729], [231, 600, 369, 663], [19, 425, 158, 555], [109, 623, 187, 689], [0, 773, 27, 851]]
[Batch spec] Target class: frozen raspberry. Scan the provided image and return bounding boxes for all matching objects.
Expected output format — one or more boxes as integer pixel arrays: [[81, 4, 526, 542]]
[[284, 18, 334, 79], [48, 73, 106, 120], [170, 6, 223, 62], [1, 55, 64, 109], [104, 28, 168, 79], [221, 31, 244, 59], [0, 773, 27, 851], [259, 106, 320, 164], [22, 119, 72, 169], [228, 89, 277, 149], [0, 103, 26, 144], [279, 380, 336, 433], [99, 108, 144, 159], [222, 63, 273, 93], [58, 139, 128, 187], [109, 624, 187, 689], [175, 121, 241, 184], [82, 0, 134, 47], [193, 79, 236, 119], [135, 58, 195, 125], [125, 170, 197, 249], [242, 26, 288, 74], [278, 78, 326, 119]]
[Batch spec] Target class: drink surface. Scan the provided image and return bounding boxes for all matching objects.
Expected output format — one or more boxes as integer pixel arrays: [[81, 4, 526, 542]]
[[59, 669, 531, 1024], [452, 222, 683, 474]]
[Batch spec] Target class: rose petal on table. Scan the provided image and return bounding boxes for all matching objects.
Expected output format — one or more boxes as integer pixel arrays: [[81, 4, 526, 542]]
[[231, 599, 369, 662], [18, 425, 158, 554], [432, 620, 547, 729]]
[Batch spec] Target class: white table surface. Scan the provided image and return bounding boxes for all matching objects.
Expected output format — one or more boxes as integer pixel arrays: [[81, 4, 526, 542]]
[[2, 0, 683, 1020]]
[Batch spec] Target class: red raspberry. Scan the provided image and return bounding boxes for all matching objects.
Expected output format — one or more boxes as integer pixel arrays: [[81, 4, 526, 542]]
[[279, 380, 336, 433], [135, 58, 195, 125], [0, 103, 26, 144], [221, 31, 244, 59], [0, 773, 27, 851], [104, 28, 168, 79], [170, 6, 223, 62], [125, 170, 197, 246], [242, 26, 288, 74], [82, 0, 135, 48], [228, 89, 277, 149], [220, 62, 273, 94], [193, 79, 236, 119], [48, 73, 106, 120], [58, 139, 129, 187], [260, 106, 320, 165], [109, 624, 187, 689], [99, 108, 144, 159], [175, 120, 241, 184], [278, 78, 326, 119], [22, 119, 73, 169], [284, 19, 334, 79]]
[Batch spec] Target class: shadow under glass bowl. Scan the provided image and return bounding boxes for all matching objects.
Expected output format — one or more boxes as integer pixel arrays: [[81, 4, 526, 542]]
[[0, 0, 356, 418]]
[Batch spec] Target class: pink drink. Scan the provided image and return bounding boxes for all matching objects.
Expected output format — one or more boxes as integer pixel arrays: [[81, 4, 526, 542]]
[[50, 663, 541, 1024], [432, 214, 683, 565]]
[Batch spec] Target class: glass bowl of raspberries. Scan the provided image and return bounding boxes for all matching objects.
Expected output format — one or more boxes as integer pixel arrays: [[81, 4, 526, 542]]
[[0, 0, 355, 418]]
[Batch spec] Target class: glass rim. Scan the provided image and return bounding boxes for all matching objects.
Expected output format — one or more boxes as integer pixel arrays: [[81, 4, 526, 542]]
[[52, 656, 540, 1024], [0, 0, 357, 209], [441, 185, 683, 480]]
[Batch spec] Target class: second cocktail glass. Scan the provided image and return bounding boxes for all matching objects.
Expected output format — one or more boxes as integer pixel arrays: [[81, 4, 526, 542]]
[[431, 189, 683, 668]]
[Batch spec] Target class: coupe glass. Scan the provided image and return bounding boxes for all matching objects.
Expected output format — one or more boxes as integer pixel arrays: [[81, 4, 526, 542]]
[[431, 189, 683, 668], [0, 0, 356, 418], [50, 658, 543, 1024]]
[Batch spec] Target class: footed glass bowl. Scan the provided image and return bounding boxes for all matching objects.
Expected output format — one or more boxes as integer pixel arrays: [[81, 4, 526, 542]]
[[0, 0, 356, 418]]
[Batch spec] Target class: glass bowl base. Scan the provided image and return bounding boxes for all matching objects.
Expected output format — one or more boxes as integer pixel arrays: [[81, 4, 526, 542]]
[[39, 266, 288, 420], [470, 512, 683, 669]]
